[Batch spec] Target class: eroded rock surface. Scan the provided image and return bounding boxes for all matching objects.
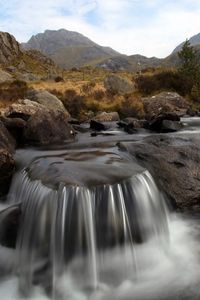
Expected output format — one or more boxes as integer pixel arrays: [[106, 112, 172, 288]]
[[119, 135, 200, 211]]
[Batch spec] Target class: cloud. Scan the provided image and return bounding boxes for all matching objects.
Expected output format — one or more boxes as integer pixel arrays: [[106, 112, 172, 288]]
[[0, 0, 200, 57]]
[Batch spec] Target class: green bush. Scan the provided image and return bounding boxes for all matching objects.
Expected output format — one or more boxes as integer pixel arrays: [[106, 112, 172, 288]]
[[135, 70, 192, 96]]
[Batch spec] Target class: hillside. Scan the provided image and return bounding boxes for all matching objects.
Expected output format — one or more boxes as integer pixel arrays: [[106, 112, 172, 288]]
[[0, 31, 59, 79], [173, 32, 200, 53], [22, 29, 119, 69], [97, 54, 162, 72]]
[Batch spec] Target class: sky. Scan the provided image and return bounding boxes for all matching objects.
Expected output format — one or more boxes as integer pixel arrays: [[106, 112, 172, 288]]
[[0, 0, 200, 58]]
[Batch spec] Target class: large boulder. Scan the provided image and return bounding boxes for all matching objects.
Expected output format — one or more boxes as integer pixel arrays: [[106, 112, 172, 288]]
[[104, 74, 135, 95], [23, 110, 75, 145], [0, 121, 15, 197], [142, 92, 190, 119], [0, 116, 27, 145], [145, 113, 182, 133], [27, 89, 70, 116], [0, 121, 16, 152], [4, 99, 46, 121], [3, 99, 74, 146], [120, 135, 200, 212]]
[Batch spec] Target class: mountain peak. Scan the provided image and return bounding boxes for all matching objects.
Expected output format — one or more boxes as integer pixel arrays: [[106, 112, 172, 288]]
[[22, 29, 119, 69]]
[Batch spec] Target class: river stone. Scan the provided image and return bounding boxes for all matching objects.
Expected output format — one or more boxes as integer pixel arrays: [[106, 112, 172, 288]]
[[119, 135, 200, 212], [0, 122, 16, 197], [146, 113, 182, 132], [27, 89, 70, 117], [0, 149, 15, 197], [0, 116, 27, 145], [90, 120, 106, 131], [27, 150, 144, 188], [0, 121, 16, 152], [142, 92, 190, 119], [23, 110, 75, 145], [4, 99, 47, 121]]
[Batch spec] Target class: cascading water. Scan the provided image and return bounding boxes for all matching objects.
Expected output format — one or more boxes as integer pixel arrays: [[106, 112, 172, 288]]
[[1, 147, 200, 300], [6, 148, 169, 299]]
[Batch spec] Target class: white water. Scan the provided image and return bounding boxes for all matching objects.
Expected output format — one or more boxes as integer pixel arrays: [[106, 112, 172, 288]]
[[0, 215, 200, 300], [1, 145, 200, 300]]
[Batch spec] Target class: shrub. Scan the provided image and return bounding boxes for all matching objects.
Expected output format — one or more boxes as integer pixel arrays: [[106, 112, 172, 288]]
[[135, 70, 192, 96], [93, 90, 105, 100], [118, 95, 144, 119], [0, 80, 28, 102], [54, 76, 64, 82], [191, 84, 200, 103], [81, 81, 96, 94], [62, 89, 86, 118]]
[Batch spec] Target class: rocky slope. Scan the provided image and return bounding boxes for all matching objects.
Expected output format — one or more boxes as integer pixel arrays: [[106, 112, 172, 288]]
[[22, 29, 119, 69], [0, 31, 59, 79]]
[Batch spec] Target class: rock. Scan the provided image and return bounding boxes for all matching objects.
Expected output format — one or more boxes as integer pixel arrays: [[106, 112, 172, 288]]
[[0, 116, 27, 145], [0, 149, 15, 197], [0, 122, 16, 197], [23, 110, 75, 145], [161, 120, 182, 132], [0, 204, 21, 248], [90, 120, 106, 131], [0, 121, 16, 152], [0, 32, 22, 65], [146, 113, 181, 132], [16, 72, 40, 82], [123, 117, 143, 128], [104, 74, 135, 95], [0, 69, 13, 83], [68, 118, 80, 125], [186, 108, 197, 117], [142, 92, 190, 119], [120, 135, 200, 212], [27, 89, 70, 116], [4, 99, 46, 121], [117, 121, 137, 134], [94, 111, 120, 122]]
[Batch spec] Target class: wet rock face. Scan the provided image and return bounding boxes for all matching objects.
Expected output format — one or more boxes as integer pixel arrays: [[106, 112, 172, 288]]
[[0, 121, 16, 152], [0, 149, 15, 197], [0, 122, 16, 197], [120, 135, 200, 212], [145, 113, 182, 133]]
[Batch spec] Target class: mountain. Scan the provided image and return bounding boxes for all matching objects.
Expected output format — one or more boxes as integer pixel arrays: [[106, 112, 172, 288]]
[[22, 29, 119, 69], [173, 32, 200, 53], [0, 31, 59, 79]]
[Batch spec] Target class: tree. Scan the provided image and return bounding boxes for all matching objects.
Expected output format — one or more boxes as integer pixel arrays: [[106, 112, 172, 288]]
[[178, 39, 200, 84], [178, 40, 200, 101]]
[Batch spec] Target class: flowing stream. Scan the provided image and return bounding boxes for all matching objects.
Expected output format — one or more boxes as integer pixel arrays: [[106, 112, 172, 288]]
[[0, 122, 200, 300]]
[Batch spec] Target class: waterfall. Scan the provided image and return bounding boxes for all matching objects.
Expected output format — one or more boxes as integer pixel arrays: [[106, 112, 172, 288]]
[[8, 166, 169, 296]]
